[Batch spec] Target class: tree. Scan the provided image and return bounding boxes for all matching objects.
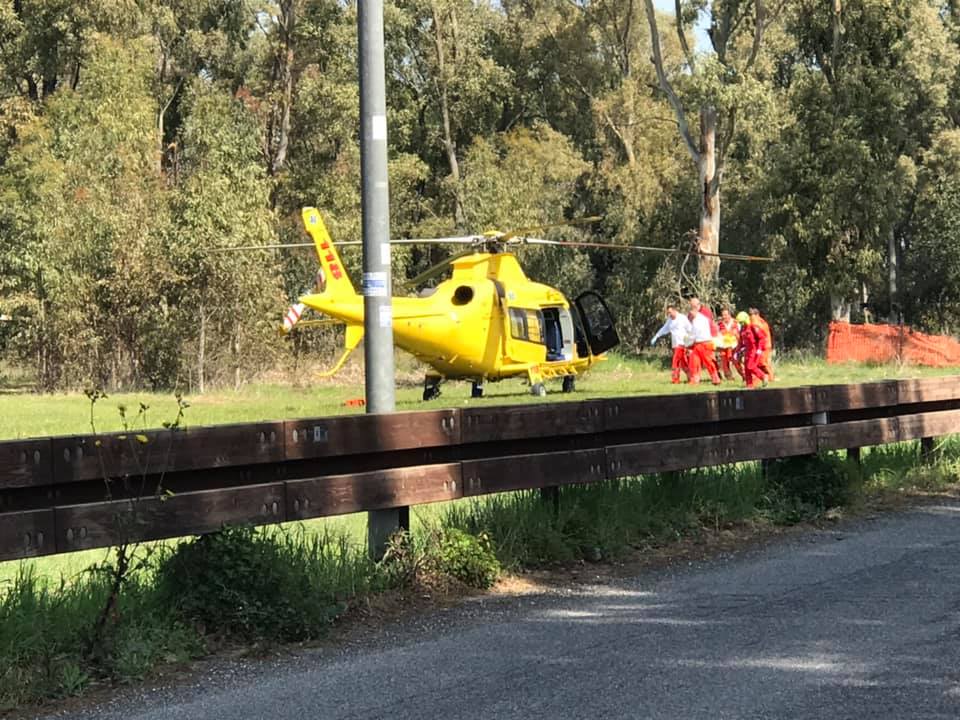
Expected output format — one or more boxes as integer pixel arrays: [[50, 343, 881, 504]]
[[643, 0, 778, 280], [461, 123, 594, 291], [171, 80, 283, 391], [760, 0, 959, 338], [0, 35, 172, 389], [389, 0, 510, 231], [901, 130, 960, 332]]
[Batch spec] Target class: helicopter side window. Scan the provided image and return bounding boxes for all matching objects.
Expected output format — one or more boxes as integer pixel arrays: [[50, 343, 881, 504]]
[[452, 285, 474, 306], [509, 308, 544, 344], [509, 308, 527, 338], [525, 309, 543, 343]]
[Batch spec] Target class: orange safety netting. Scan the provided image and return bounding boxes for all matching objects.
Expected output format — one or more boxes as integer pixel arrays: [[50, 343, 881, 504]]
[[827, 321, 960, 367]]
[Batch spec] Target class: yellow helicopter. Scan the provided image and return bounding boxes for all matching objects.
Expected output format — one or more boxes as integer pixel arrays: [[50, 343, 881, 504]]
[[284, 208, 619, 399], [265, 208, 771, 400]]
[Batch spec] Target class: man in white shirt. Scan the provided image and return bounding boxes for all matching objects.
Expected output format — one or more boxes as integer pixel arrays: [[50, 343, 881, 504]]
[[650, 305, 692, 384], [688, 305, 722, 385]]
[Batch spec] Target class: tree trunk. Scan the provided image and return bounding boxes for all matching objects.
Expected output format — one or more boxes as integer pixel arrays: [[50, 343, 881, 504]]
[[888, 226, 899, 322], [270, 47, 293, 175], [38, 296, 48, 390], [268, 0, 295, 182], [197, 309, 206, 394], [831, 293, 851, 322], [698, 106, 720, 280], [431, 1, 467, 230], [233, 320, 242, 391]]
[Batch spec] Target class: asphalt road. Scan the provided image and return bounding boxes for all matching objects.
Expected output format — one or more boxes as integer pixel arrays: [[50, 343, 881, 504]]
[[41, 501, 960, 719]]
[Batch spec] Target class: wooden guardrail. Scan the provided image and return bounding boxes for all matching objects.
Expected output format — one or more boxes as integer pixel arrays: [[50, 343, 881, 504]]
[[1, 376, 959, 561]]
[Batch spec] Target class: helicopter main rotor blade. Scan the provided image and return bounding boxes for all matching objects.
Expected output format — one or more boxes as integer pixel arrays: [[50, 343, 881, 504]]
[[210, 236, 487, 252], [520, 237, 773, 262], [394, 236, 483, 245], [498, 216, 603, 242], [210, 241, 357, 251], [401, 248, 478, 289]]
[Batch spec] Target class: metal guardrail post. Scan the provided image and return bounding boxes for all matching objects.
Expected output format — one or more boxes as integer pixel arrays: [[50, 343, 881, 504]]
[[847, 447, 862, 466], [540, 486, 560, 518], [921, 436, 939, 464]]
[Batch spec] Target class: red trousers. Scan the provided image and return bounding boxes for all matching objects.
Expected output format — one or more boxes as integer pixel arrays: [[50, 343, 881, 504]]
[[688, 342, 720, 384], [671, 346, 689, 383], [744, 352, 766, 388], [718, 348, 743, 380], [760, 350, 774, 381]]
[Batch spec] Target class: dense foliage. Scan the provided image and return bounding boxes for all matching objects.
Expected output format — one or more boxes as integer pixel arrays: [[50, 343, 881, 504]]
[[2, 0, 960, 390]]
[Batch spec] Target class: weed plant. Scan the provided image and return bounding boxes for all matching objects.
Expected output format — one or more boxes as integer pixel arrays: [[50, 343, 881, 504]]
[[0, 560, 199, 711], [155, 525, 387, 641]]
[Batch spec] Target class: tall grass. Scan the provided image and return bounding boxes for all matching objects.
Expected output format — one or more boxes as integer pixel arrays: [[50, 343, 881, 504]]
[[154, 526, 389, 641], [0, 560, 199, 711], [441, 439, 960, 569], [0, 526, 380, 709], [861, 436, 960, 493], [442, 465, 768, 568]]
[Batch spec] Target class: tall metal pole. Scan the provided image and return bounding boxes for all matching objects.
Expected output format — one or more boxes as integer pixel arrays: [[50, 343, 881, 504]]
[[358, 0, 404, 558]]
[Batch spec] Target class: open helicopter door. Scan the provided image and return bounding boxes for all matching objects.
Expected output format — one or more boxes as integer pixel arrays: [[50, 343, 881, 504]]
[[574, 291, 619, 356]]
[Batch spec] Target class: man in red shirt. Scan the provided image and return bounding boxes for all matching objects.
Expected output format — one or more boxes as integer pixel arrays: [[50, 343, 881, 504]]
[[735, 311, 767, 388], [749, 308, 775, 381]]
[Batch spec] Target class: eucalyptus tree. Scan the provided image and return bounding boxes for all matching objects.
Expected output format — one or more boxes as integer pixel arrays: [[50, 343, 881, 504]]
[[642, 0, 782, 280]]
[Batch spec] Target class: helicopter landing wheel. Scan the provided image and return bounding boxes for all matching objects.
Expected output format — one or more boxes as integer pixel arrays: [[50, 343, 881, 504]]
[[471, 381, 484, 399], [423, 377, 442, 402], [562, 376, 576, 394], [530, 383, 547, 398]]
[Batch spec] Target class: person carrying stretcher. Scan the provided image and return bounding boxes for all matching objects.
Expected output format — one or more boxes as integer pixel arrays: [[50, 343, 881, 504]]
[[717, 307, 743, 381], [735, 311, 767, 389], [650, 305, 693, 384]]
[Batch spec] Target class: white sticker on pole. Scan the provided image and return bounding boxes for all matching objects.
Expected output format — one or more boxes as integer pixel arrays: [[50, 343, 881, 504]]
[[362, 271, 388, 297], [370, 114, 387, 141], [378, 305, 393, 328], [380, 242, 391, 266]]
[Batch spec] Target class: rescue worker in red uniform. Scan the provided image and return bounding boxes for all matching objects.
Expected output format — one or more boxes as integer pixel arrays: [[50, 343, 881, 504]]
[[717, 307, 743, 381], [749, 308, 775, 381], [650, 305, 693, 383], [735, 311, 767, 388]]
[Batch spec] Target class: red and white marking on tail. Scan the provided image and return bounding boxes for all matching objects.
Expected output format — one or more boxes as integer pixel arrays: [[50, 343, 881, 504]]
[[282, 302, 306, 333]]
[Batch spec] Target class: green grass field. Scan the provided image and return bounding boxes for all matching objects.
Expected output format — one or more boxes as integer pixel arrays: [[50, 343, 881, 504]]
[[0, 354, 953, 439]]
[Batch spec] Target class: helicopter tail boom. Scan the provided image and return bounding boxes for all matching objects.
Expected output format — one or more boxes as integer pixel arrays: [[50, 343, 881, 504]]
[[302, 207, 356, 298]]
